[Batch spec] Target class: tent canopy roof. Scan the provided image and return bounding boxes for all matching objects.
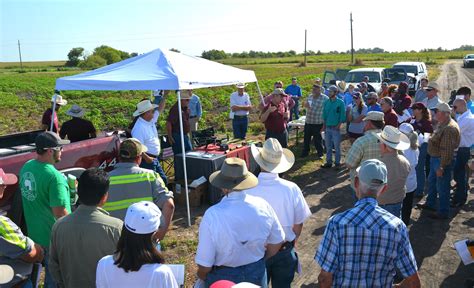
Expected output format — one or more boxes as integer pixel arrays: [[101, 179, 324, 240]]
[[55, 48, 257, 91]]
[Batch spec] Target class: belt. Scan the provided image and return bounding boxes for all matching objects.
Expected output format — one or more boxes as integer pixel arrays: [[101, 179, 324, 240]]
[[233, 115, 248, 119], [279, 240, 295, 251], [213, 257, 264, 270]]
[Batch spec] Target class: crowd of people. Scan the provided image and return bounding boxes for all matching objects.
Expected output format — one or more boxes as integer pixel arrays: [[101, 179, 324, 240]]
[[0, 73, 473, 288]]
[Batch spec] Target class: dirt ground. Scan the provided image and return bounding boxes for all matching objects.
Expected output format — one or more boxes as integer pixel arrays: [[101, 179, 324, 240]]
[[166, 60, 474, 287]]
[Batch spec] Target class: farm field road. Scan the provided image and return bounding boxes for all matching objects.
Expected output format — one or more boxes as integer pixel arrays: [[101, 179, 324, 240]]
[[291, 60, 474, 287]]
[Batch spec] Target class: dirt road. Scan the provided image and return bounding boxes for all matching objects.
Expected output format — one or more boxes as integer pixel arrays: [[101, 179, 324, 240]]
[[292, 60, 474, 287]]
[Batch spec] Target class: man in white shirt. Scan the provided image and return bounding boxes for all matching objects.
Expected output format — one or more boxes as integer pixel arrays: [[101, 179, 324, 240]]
[[230, 83, 252, 139], [452, 99, 474, 207], [131, 98, 168, 184], [245, 138, 311, 288], [195, 158, 284, 288]]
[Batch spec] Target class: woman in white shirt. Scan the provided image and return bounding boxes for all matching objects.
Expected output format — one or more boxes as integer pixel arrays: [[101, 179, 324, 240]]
[[347, 92, 368, 143], [399, 123, 420, 226], [96, 201, 178, 288]]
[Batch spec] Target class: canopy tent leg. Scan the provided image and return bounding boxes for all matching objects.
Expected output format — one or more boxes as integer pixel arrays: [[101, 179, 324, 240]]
[[255, 81, 265, 104], [177, 91, 192, 227], [50, 93, 58, 132]]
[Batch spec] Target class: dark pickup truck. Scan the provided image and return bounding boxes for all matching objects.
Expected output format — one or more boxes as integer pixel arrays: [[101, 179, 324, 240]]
[[0, 130, 121, 225]]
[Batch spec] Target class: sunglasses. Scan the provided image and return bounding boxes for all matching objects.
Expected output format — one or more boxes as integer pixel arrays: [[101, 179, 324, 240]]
[[50, 146, 63, 152], [353, 97, 360, 100]]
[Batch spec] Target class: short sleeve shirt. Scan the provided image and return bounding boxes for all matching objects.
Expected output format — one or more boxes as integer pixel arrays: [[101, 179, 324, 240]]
[[230, 92, 251, 116], [59, 117, 96, 142], [42, 108, 59, 133], [167, 103, 190, 134], [132, 116, 161, 156], [195, 192, 284, 268], [348, 105, 368, 134], [263, 102, 287, 133], [20, 159, 71, 246]]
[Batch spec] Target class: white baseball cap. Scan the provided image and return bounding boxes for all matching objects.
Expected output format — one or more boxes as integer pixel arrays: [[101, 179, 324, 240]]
[[124, 201, 161, 234]]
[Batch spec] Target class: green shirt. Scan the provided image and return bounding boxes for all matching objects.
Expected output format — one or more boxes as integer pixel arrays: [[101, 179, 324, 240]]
[[322, 97, 346, 126], [20, 159, 71, 247]]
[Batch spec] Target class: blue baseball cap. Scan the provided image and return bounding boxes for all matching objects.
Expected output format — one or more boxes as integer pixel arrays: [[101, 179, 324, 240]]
[[356, 159, 387, 185]]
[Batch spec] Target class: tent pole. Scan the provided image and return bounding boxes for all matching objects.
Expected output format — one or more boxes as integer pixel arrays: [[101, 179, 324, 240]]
[[177, 91, 192, 227], [255, 81, 264, 104], [50, 93, 58, 132]]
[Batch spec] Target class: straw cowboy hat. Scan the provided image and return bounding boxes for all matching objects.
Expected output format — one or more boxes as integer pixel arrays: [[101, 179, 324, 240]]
[[375, 125, 410, 150], [66, 104, 85, 118], [51, 94, 68, 106], [209, 158, 258, 191], [179, 90, 192, 100], [0, 265, 14, 284], [251, 138, 295, 173], [133, 100, 158, 117], [235, 83, 247, 89], [337, 80, 346, 92]]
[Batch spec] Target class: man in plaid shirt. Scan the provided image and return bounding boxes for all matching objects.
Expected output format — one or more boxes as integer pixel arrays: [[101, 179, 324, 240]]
[[301, 84, 328, 158], [315, 159, 420, 288], [345, 111, 384, 191]]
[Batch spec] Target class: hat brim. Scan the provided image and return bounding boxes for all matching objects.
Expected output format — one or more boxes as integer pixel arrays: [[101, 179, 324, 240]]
[[209, 170, 258, 191], [52, 99, 68, 106], [133, 104, 158, 117], [66, 110, 85, 118], [376, 132, 410, 150], [0, 173, 17, 185], [250, 145, 295, 173]]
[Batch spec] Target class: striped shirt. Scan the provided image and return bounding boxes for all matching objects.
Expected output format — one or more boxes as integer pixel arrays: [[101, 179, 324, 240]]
[[106, 163, 173, 220], [305, 94, 328, 124], [345, 130, 382, 187], [315, 197, 418, 287]]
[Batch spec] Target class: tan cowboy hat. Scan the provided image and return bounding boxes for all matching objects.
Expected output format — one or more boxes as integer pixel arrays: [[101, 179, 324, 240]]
[[51, 94, 68, 106], [235, 83, 247, 89], [133, 100, 158, 117], [375, 125, 410, 150], [209, 158, 258, 191], [179, 90, 192, 100], [251, 138, 295, 173], [66, 104, 85, 118], [337, 80, 346, 92]]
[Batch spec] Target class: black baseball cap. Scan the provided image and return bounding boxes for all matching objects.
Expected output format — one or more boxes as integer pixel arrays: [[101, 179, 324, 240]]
[[35, 132, 70, 150]]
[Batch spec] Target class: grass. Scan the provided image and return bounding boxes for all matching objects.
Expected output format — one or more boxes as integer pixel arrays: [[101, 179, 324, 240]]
[[0, 50, 466, 135]]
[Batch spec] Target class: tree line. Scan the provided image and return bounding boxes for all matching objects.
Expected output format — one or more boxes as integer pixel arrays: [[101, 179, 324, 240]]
[[66, 44, 474, 68]]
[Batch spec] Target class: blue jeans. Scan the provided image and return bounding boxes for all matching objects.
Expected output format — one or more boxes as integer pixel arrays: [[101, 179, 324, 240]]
[[379, 202, 402, 219], [42, 246, 57, 288], [426, 157, 452, 217], [171, 132, 192, 155], [205, 258, 267, 288], [324, 126, 341, 165], [453, 147, 470, 204], [290, 100, 299, 121], [415, 143, 428, 196], [140, 157, 168, 185], [266, 247, 298, 288], [232, 116, 248, 139]]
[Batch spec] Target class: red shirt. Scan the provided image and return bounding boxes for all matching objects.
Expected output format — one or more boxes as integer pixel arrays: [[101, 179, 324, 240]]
[[167, 103, 190, 134], [411, 118, 433, 134], [41, 108, 59, 132], [263, 102, 287, 133], [384, 109, 399, 128]]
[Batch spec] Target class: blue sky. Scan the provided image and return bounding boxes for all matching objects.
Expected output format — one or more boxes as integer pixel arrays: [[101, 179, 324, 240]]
[[1, 0, 473, 62]]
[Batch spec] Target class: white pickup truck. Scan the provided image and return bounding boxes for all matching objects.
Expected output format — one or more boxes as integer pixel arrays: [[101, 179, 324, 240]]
[[323, 67, 407, 94], [392, 62, 428, 95]]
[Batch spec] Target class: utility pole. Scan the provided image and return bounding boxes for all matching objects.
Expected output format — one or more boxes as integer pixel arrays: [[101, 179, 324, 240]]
[[17, 40, 23, 71], [350, 13, 354, 65], [304, 29, 307, 67]]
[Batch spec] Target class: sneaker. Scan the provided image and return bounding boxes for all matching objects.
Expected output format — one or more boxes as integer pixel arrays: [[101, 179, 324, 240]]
[[415, 202, 436, 211], [321, 163, 332, 168]]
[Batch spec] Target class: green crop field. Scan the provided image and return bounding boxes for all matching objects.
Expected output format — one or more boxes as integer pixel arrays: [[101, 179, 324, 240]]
[[1, 50, 470, 136]]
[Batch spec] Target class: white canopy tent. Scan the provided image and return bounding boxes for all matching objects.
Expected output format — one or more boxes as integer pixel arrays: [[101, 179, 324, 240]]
[[55, 48, 260, 226]]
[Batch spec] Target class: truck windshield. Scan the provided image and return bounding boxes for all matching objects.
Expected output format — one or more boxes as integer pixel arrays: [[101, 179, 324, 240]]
[[344, 72, 381, 83], [393, 65, 417, 74]]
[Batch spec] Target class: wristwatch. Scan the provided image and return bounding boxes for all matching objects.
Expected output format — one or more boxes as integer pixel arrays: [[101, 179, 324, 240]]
[[439, 167, 444, 171]]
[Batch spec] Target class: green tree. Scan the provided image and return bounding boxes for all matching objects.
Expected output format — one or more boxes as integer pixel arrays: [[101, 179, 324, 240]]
[[93, 45, 122, 65], [170, 48, 180, 53], [66, 47, 85, 67], [201, 49, 227, 60], [78, 55, 107, 69]]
